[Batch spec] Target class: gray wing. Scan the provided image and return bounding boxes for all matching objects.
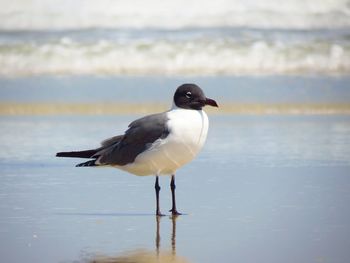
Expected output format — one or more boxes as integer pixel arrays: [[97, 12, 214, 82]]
[[100, 135, 124, 147], [96, 113, 170, 166]]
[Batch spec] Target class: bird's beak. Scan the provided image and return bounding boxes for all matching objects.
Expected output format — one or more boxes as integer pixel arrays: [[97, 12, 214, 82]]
[[205, 98, 219, 107]]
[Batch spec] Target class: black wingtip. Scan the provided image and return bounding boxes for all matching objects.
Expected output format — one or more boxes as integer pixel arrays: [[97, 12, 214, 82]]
[[56, 149, 98, 158], [56, 151, 74, 157], [76, 160, 97, 167]]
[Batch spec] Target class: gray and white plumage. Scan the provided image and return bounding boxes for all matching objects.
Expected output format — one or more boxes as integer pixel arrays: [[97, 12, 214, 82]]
[[96, 113, 170, 167], [57, 83, 217, 175]]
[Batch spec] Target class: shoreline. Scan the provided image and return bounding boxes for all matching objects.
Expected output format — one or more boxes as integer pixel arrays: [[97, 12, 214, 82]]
[[1, 102, 350, 115]]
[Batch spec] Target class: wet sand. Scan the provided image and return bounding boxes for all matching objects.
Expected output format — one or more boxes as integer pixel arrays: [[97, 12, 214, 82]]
[[1, 102, 350, 115], [1, 114, 350, 263]]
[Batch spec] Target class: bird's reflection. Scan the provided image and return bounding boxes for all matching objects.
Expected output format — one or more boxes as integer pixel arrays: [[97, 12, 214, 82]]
[[88, 216, 190, 263], [155, 215, 178, 258]]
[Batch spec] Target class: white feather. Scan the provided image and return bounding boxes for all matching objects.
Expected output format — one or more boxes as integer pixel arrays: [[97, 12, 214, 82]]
[[115, 107, 209, 176]]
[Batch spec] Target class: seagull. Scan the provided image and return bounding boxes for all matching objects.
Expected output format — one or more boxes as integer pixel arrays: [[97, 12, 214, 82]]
[[56, 83, 218, 216]]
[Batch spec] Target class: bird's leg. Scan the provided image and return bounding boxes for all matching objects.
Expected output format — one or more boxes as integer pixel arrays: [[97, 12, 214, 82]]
[[155, 176, 164, 216], [169, 174, 182, 215]]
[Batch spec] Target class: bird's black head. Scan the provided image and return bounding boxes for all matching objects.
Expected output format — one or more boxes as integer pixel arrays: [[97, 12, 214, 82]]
[[173, 84, 218, 110]]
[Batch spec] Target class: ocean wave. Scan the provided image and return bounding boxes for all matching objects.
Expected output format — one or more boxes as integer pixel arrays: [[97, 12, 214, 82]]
[[0, 37, 349, 76], [2, 0, 350, 30]]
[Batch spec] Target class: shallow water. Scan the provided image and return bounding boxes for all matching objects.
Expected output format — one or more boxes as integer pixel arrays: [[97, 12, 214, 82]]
[[1, 114, 350, 263], [1, 75, 350, 104]]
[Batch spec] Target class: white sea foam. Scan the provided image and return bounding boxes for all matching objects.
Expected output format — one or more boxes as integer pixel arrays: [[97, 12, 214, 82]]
[[1, 0, 350, 30], [0, 37, 349, 76], [1, 0, 349, 76]]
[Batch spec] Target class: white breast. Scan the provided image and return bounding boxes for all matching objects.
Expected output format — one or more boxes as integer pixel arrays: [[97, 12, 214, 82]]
[[118, 108, 209, 176]]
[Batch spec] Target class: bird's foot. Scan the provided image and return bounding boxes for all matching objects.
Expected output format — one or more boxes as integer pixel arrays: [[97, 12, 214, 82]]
[[169, 209, 182, 216], [156, 211, 166, 217]]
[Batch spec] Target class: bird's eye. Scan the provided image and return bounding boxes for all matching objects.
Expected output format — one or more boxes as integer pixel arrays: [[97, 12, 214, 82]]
[[185, 91, 192, 99]]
